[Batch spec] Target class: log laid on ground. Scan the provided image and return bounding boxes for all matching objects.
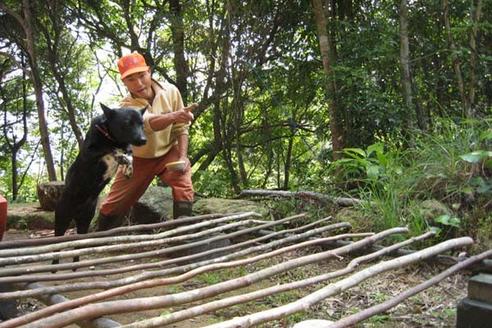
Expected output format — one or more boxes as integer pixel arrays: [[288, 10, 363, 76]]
[[0, 213, 226, 249], [1, 216, 338, 302], [26, 282, 120, 328], [0, 217, 334, 284], [239, 189, 362, 207], [326, 249, 492, 328], [0, 218, 257, 266], [203, 237, 474, 328], [120, 231, 434, 328], [13, 228, 406, 328], [0, 220, 349, 327], [0, 213, 307, 279]]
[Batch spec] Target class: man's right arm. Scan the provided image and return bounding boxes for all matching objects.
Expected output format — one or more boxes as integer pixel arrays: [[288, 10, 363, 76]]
[[148, 104, 196, 131]]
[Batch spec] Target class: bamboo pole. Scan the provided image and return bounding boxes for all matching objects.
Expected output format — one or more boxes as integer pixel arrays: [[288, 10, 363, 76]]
[[0, 213, 262, 262], [0, 217, 334, 284], [26, 282, 120, 328], [0, 213, 265, 257], [121, 231, 435, 327], [0, 213, 226, 249], [0, 213, 307, 277], [204, 237, 474, 328], [0, 219, 255, 265], [0, 219, 346, 299], [1, 230, 364, 328], [14, 228, 407, 328], [326, 249, 492, 328]]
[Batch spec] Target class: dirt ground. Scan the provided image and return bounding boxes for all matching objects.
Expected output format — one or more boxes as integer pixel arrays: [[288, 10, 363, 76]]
[[3, 229, 469, 328]]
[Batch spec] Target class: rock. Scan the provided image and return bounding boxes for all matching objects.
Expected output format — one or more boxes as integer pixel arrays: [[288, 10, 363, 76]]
[[130, 186, 174, 224], [419, 199, 453, 220], [130, 190, 270, 225], [6, 202, 55, 230], [336, 207, 371, 232], [193, 197, 269, 216], [36, 181, 65, 211]]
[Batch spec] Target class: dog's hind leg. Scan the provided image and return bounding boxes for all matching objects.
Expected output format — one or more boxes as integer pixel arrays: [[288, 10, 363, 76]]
[[71, 202, 97, 269], [52, 210, 72, 269]]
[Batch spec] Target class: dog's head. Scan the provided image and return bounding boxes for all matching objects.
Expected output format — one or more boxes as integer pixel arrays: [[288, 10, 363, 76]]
[[100, 104, 147, 147]]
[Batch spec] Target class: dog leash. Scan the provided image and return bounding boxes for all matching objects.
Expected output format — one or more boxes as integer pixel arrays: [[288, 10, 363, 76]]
[[95, 124, 115, 142]]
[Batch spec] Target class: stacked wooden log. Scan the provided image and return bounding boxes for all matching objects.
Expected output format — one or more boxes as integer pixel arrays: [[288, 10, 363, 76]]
[[0, 211, 489, 328]]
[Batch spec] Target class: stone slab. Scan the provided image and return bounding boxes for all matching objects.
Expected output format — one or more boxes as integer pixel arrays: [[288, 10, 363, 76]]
[[468, 273, 492, 303], [456, 297, 492, 328]]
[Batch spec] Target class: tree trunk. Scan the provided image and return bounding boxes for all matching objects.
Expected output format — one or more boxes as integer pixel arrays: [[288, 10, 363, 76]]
[[468, 0, 483, 113], [39, 1, 84, 149], [443, 0, 471, 117], [22, 0, 57, 181], [399, 0, 427, 131], [283, 136, 294, 190], [399, 0, 414, 127], [310, 0, 343, 159], [169, 0, 189, 101]]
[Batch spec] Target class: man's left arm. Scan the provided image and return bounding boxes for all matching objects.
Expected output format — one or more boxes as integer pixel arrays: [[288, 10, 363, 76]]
[[176, 133, 189, 163]]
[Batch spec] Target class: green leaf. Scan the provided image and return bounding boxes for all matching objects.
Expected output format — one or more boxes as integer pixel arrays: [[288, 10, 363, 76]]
[[480, 129, 492, 141], [430, 226, 442, 236], [367, 142, 384, 156], [460, 150, 492, 163], [366, 164, 380, 179], [434, 214, 461, 228], [344, 148, 367, 158]]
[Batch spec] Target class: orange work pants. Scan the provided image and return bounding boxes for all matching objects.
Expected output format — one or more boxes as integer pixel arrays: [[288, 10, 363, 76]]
[[99, 146, 194, 216]]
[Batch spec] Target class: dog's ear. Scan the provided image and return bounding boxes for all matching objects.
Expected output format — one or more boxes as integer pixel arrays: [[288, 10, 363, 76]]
[[139, 105, 148, 116], [101, 104, 113, 119]]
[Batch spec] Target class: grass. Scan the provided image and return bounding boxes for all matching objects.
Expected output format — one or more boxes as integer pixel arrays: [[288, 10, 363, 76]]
[[331, 118, 491, 245]]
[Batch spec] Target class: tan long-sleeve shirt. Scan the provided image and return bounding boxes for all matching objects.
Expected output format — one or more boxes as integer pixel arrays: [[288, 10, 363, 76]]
[[120, 80, 189, 159]]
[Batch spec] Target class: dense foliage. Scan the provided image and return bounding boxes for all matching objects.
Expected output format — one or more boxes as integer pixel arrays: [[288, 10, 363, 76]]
[[0, 0, 490, 238]]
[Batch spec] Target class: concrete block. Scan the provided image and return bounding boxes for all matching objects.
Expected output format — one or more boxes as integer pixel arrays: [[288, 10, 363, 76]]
[[456, 297, 492, 328], [468, 273, 492, 303]]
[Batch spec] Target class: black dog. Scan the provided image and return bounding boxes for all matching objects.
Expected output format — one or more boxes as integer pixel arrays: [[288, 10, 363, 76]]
[[53, 104, 146, 265]]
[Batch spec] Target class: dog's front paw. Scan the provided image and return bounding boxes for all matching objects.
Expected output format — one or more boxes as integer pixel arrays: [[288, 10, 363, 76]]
[[113, 150, 133, 179], [121, 163, 133, 179]]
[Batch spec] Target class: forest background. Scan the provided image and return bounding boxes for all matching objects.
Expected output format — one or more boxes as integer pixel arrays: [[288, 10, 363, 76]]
[[0, 0, 490, 242]]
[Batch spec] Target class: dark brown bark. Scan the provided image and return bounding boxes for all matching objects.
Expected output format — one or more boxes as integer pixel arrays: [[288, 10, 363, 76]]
[[468, 0, 483, 113], [0, 56, 28, 200], [40, 24, 84, 149], [283, 136, 294, 190], [310, 0, 343, 159], [399, 0, 427, 131], [23, 0, 57, 181], [0, 2, 58, 181], [443, 0, 471, 117], [169, 0, 189, 100]]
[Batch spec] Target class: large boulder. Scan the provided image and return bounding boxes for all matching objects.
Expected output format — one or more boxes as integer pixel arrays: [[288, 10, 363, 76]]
[[130, 185, 174, 224], [6, 202, 55, 230], [36, 181, 65, 211], [419, 199, 453, 221], [130, 188, 270, 225], [193, 197, 269, 216]]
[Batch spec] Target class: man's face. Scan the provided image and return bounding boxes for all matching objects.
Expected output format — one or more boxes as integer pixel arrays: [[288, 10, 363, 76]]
[[122, 69, 153, 101]]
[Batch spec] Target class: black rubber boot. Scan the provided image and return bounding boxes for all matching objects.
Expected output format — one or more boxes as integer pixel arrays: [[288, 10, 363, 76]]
[[96, 213, 124, 231], [173, 201, 193, 220]]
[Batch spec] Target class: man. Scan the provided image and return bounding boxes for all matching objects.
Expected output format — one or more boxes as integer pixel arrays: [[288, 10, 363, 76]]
[[97, 52, 196, 230]]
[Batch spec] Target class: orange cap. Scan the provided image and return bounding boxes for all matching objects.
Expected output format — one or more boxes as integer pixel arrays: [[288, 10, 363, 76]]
[[117, 52, 150, 80]]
